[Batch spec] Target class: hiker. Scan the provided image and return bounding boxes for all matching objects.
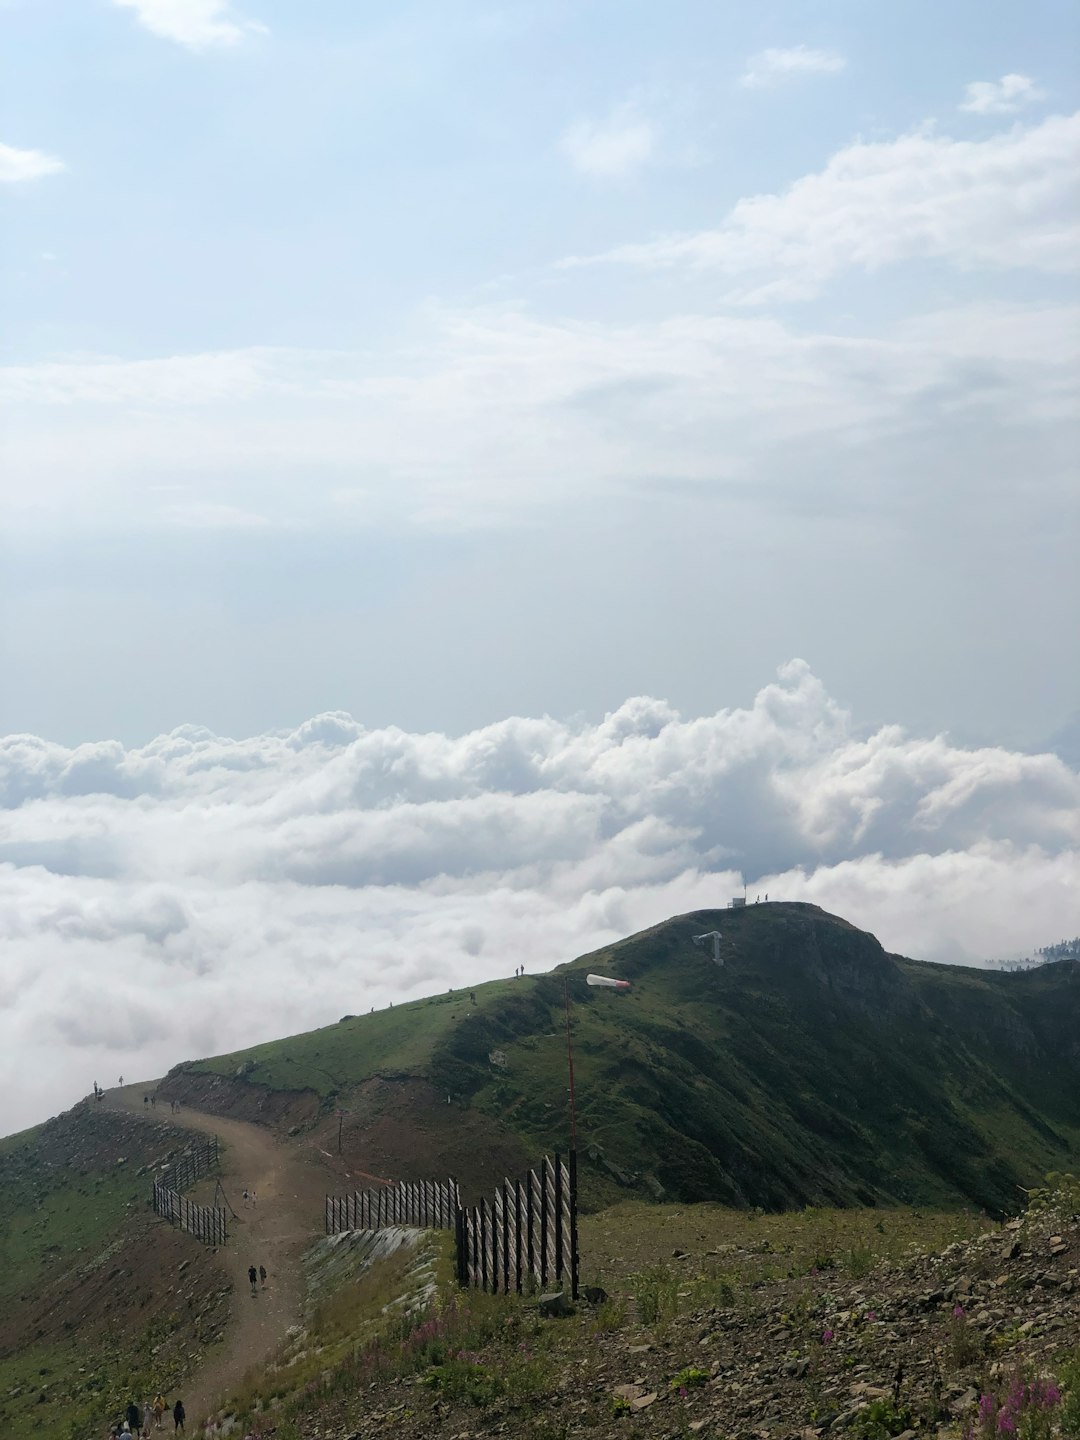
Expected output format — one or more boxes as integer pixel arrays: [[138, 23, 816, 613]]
[[151, 1094, 156, 1108], [144, 1094, 149, 1106], [249, 1264, 258, 1294], [173, 1398, 185, 1432], [153, 1394, 166, 1428], [251, 1188, 257, 1206], [259, 1264, 266, 1285], [242, 1188, 249, 1206], [119, 1075, 124, 1086], [127, 1400, 142, 1433]]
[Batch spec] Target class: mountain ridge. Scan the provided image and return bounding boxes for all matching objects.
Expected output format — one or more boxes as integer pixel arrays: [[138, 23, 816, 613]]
[[156, 901, 1080, 1216]]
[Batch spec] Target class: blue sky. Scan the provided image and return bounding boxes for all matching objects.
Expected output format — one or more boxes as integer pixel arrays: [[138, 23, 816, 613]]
[[1, 0, 1078, 747], [2, 1, 1080, 1133]]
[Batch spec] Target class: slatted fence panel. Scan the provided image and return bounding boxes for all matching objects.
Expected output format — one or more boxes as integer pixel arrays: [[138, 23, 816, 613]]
[[324, 1178, 461, 1235], [153, 1180, 226, 1246], [454, 1152, 578, 1300]]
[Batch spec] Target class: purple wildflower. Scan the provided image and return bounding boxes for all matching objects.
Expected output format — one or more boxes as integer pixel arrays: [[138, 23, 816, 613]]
[[822, 1329, 834, 1343], [997, 1414, 1016, 1434], [953, 1304, 966, 1318]]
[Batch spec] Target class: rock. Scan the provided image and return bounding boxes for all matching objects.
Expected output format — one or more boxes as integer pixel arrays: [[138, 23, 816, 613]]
[[631, 1391, 658, 1411], [613, 1383, 647, 1402], [583, 1285, 609, 1305], [538, 1290, 571, 1318]]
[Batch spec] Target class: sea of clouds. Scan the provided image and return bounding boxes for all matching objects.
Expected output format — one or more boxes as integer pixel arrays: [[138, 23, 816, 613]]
[[2, 659, 1077, 1136]]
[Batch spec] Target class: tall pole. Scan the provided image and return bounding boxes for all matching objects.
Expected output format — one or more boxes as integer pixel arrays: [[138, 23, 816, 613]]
[[563, 978, 577, 1152]]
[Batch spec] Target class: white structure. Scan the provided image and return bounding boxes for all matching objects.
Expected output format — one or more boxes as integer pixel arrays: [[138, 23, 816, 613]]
[[692, 931, 724, 966], [728, 896, 746, 909]]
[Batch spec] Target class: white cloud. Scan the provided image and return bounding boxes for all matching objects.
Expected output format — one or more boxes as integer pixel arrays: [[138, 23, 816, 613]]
[[741, 45, 846, 89], [961, 74, 1046, 115], [112, 0, 266, 50], [561, 104, 656, 179], [0, 141, 65, 183], [0, 298, 1076, 530], [563, 110, 1080, 300], [0, 662, 1078, 1134]]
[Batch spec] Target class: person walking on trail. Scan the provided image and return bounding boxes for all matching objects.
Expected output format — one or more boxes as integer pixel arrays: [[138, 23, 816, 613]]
[[259, 1264, 266, 1286], [249, 1264, 258, 1295], [127, 1400, 142, 1433], [153, 1394, 166, 1428], [172, 1398, 185, 1432]]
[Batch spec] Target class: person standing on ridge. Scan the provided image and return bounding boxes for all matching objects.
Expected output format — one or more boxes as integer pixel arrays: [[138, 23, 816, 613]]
[[172, 1398, 185, 1433], [259, 1264, 266, 1286], [249, 1264, 258, 1295]]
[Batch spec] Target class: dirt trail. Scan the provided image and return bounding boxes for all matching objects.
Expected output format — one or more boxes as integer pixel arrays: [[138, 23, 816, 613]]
[[106, 1083, 331, 1430]]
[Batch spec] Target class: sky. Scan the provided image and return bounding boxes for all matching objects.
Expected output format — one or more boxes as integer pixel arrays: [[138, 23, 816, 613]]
[[1, 1, 1078, 1134]]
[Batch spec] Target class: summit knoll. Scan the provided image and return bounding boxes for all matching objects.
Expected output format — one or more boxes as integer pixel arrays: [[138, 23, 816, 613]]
[[165, 903, 1080, 1216]]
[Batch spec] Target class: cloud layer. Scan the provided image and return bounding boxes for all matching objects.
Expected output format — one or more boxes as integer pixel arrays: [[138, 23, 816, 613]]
[[567, 110, 1080, 301], [741, 46, 846, 89], [1, 662, 1077, 1136], [0, 141, 65, 184], [562, 103, 656, 179], [961, 74, 1046, 115], [3, 297, 1076, 532], [113, 0, 265, 50]]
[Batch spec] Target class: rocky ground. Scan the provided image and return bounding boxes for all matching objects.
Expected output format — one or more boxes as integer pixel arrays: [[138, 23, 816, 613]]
[[272, 1182, 1078, 1440]]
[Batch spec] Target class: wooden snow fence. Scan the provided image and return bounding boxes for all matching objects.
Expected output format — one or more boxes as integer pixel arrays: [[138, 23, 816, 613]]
[[152, 1135, 227, 1246], [324, 1177, 461, 1237], [455, 1152, 578, 1300], [324, 1153, 579, 1301]]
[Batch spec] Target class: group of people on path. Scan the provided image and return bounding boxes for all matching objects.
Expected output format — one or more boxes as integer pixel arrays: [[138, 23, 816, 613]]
[[109, 1395, 185, 1437], [89, 1079, 182, 1113], [248, 1263, 267, 1294]]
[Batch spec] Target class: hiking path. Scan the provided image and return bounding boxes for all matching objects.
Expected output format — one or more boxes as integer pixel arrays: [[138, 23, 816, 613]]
[[105, 1082, 333, 1429]]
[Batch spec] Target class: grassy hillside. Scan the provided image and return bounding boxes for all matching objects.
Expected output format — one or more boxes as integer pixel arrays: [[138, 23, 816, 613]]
[[169, 903, 1080, 1215], [0, 1104, 230, 1440]]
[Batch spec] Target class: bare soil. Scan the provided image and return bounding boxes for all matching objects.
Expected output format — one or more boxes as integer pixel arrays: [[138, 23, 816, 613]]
[[104, 1081, 337, 1429]]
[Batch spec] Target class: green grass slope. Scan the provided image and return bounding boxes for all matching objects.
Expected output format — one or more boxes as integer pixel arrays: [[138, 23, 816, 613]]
[[179, 903, 1080, 1214], [0, 1104, 230, 1440]]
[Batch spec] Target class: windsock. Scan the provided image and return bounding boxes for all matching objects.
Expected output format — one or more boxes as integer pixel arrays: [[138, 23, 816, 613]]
[[586, 973, 631, 991]]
